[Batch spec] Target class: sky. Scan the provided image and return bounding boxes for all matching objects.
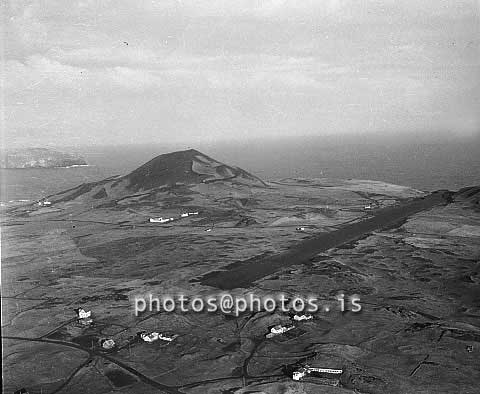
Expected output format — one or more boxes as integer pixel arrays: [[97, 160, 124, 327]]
[[2, 0, 480, 148]]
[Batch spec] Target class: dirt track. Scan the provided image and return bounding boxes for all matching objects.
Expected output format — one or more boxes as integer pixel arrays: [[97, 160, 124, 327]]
[[199, 191, 452, 290]]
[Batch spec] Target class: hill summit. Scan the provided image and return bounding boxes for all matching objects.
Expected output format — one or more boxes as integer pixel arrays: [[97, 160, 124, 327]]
[[125, 149, 266, 190], [44, 149, 266, 205]]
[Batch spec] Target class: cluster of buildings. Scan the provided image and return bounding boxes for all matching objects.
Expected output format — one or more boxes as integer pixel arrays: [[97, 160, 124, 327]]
[[265, 314, 314, 338], [16, 304, 342, 393], [37, 199, 52, 207], [73, 305, 181, 349], [149, 211, 199, 224], [265, 315, 344, 385], [72, 307, 178, 349], [137, 331, 178, 343], [292, 365, 343, 383]]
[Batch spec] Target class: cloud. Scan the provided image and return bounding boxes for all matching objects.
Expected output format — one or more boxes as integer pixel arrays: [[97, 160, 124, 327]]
[[4, 52, 339, 98], [3, 0, 479, 147]]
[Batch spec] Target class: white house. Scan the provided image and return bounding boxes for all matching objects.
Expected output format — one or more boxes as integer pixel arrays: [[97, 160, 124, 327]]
[[180, 212, 198, 218], [139, 331, 160, 343], [159, 333, 178, 342], [266, 324, 295, 338], [293, 314, 313, 321], [74, 308, 91, 319], [100, 338, 115, 349], [149, 217, 173, 223], [292, 367, 309, 381]]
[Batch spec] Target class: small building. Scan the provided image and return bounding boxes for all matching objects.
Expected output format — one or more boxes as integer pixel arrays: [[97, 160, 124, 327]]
[[292, 364, 343, 382], [307, 366, 343, 376], [137, 331, 177, 343], [266, 324, 295, 338], [181, 212, 199, 218], [307, 366, 343, 386], [292, 367, 309, 381], [99, 338, 115, 350], [137, 331, 160, 343], [38, 200, 52, 207], [74, 308, 91, 319], [149, 217, 173, 223], [159, 333, 178, 342], [292, 314, 313, 322]]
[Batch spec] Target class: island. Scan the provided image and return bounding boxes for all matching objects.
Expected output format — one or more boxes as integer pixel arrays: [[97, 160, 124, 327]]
[[1, 148, 87, 169]]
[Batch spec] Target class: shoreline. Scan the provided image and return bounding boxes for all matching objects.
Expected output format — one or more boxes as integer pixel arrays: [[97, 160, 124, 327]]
[[0, 164, 92, 170]]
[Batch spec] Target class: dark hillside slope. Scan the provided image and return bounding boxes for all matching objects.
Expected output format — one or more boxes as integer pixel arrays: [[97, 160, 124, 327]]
[[25, 149, 266, 206], [124, 149, 266, 191], [125, 149, 205, 190], [456, 186, 480, 210]]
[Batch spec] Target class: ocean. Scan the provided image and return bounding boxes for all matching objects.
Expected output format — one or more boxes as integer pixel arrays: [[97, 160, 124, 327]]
[[2, 134, 479, 203]]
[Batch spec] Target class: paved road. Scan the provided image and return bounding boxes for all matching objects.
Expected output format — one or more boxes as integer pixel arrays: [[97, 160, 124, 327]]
[[200, 191, 452, 290]]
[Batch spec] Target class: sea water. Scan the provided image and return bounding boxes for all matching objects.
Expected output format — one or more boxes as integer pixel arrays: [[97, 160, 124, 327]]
[[2, 134, 479, 203]]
